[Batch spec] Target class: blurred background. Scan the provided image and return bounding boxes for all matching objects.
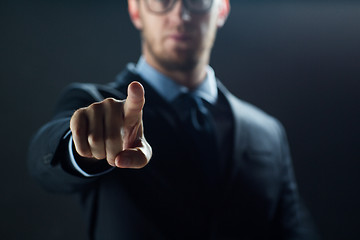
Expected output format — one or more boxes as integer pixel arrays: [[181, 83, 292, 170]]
[[1, 0, 359, 239]]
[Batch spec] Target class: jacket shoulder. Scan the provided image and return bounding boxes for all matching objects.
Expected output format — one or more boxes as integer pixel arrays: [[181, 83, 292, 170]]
[[222, 86, 286, 154], [233, 97, 281, 131]]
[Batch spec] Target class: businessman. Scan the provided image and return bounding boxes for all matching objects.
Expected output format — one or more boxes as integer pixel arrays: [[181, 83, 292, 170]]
[[28, 0, 319, 239]]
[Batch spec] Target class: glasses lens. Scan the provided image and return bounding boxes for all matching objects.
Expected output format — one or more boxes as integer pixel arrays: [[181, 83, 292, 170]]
[[187, 0, 213, 12], [145, 0, 213, 14], [146, 0, 174, 13]]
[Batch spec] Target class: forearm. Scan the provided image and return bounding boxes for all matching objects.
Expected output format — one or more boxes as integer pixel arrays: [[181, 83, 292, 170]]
[[27, 117, 96, 193]]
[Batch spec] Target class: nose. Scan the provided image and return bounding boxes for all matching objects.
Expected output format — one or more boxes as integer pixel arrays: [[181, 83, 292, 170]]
[[171, 0, 191, 22]]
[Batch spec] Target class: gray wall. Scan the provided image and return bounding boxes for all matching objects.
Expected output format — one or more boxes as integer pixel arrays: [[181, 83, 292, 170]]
[[1, 1, 359, 239]]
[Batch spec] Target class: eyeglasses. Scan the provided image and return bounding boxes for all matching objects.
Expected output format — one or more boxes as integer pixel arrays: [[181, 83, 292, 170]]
[[144, 0, 214, 14]]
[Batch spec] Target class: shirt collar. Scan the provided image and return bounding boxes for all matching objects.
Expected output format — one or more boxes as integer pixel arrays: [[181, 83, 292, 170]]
[[135, 56, 218, 104]]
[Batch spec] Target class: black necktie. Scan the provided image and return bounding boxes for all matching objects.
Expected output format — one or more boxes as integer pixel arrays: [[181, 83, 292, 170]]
[[173, 93, 218, 186]]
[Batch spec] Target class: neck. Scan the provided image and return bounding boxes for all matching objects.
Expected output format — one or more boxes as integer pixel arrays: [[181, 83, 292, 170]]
[[144, 51, 210, 90], [161, 62, 207, 90]]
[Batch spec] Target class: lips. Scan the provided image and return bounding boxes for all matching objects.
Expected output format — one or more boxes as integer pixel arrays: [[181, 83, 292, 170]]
[[168, 33, 192, 42]]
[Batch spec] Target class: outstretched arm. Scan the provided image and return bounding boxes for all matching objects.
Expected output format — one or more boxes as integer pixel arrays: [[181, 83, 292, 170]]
[[28, 81, 152, 193]]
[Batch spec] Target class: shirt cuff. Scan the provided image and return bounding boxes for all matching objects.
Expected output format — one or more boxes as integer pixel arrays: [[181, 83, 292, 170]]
[[65, 131, 115, 177]]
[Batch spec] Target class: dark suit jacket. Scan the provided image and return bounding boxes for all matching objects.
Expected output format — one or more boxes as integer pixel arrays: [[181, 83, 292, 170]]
[[28, 64, 319, 240]]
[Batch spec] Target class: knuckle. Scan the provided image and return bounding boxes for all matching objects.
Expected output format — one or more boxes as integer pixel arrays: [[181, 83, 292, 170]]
[[103, 97, 116, 104], [106, 158, 116, 167], [71, 108, 85, 124], [71, 127, 85, 138], [88, 102, 104, 114], [103, 98, 121, 108], [70, 122, 87, 139], [103, 98, 124, 116], [74, 107, 86, 115], [88, 133, 103, 146], [93, 154, 106, 160], [76, 146, 91, 157], [127, 102, 142, 112]]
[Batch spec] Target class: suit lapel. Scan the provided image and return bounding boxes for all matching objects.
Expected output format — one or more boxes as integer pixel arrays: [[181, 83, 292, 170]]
[[217, 81, 247, 178]]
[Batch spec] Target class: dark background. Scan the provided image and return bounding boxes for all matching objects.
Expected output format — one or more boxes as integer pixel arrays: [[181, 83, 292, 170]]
[[1, 0, 359, 239]]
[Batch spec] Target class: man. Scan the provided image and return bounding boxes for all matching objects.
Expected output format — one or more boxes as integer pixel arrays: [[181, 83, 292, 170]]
[[28, 0, 318, 239]]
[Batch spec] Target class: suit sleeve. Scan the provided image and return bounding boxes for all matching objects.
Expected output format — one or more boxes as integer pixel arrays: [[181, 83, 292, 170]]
[[270, 123, 320, 240], [27, 83, 110, 193]]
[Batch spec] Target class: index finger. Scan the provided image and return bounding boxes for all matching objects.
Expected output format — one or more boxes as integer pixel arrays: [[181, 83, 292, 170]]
[[123, 81, 145, 125]]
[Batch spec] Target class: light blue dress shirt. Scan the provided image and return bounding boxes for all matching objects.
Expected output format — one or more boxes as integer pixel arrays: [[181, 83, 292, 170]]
[[136, 56, 218, 104]]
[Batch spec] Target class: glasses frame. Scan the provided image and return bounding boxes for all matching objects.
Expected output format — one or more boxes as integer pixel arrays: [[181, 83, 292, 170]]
[[143, 0, 214, 15]]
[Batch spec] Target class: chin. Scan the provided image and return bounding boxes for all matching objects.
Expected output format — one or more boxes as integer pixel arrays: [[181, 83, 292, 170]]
[[161, 54, 198, 71], [168, 48, 199, 67]]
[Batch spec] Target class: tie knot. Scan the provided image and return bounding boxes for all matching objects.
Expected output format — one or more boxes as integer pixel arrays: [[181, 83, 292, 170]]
[[173, 93, 209, 130], [174, 92, 202, 109]]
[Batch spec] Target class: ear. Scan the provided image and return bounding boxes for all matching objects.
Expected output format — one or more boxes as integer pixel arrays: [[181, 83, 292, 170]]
[[216, 0, 230, 28], [128, 0, 143, 30]]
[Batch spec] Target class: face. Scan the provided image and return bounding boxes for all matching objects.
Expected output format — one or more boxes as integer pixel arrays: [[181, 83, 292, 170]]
[[128, 0, 229, 72]]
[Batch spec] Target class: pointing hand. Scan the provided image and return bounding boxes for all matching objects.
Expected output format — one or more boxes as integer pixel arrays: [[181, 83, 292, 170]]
[[70, 81, 152, 169]]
